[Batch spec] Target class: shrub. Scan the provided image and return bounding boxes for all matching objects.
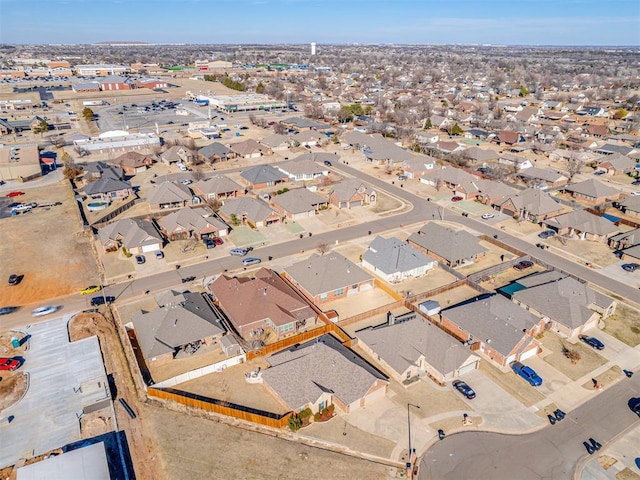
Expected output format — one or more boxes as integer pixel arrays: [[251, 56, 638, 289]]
[[299, 408, 313, 420], [287, 414, 302, 432], [122, 246, 132, 258], [313, 412, 321, 422]]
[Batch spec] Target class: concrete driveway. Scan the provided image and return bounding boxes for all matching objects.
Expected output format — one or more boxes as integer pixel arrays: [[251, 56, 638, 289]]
[[457, 370, 544, 431], [525, 356, 573, 398]]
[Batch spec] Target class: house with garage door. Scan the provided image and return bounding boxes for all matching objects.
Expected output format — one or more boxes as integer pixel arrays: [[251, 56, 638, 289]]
[[218, 197, 282, 228], [147, 182, 195, 210], [356, 314, 479, 385], [209, 268, 317, 340], [193, 174, 243, 200], [160, 145, 196, 165], [438, 294, 544, 368], [240, 164, 289, 190], [97, 218, 163, 254], [229, 139, 271, 158], [328, 178, 376, 209], [495, 188, 565, 223], [511, 271, 616, 340], [112, 151, 153, 174], [543, 209, 619, 243], [271, 188, 328, 220], [562, 179, 621, 205], [277, 158, 328, 182], [362, 236, 435, 282], [157, 207, 228, 241], [283, 252, 375, 304], [261, 334, 388, 415]]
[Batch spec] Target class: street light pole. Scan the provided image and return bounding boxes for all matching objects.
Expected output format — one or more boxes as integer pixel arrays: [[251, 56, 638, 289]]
[[407, 403, 420, 478]]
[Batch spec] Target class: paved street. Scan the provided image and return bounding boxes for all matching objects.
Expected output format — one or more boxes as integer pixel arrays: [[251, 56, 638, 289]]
[[418, 371, 640, 480]]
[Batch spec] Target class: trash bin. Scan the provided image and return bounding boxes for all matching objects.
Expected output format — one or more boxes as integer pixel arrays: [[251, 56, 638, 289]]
[[11, 337, 20, 348], [438, 429, 445, 440]]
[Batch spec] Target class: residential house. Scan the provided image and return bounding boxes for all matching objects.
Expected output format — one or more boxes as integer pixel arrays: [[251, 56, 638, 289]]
[[400, 154, 438, 179], [342, 131, 414, 165], [617, 196, 640, 218], [147, 182, 194, 210], [585, 124, 609, 138], [543, 210, 619, 242], [357, 316, 480, 385], [517, 167, 569, 188], [459, 146, 499, 165], [595, 144, 634, 156], [407, 223, 488, 267], [112, 151, 153, 174], [83, 175, 133, 200], [492, 130, 524, 145], [474, 179, 518, 206], [83, 161, 124, 181], [419, 166, 477, 194], [193, 175, 243, 200], [328, 178, 376, 209], [295, 130, 325, 147], [280, 117, 325, 130], [209, 268, 317, 340], [362, 236, 435, 282], [511, 271, 616, 339], [198, 142, 235, 163], [160, 145, 195, 165], [97, 218, 163, 254], [277, 158, 328, 182], [261, 334, 388, 415], [498, 153, 533, 171], [272, 188, 328, 220], [260, 134, 291, 152], [219, 197, 282, 227], [240, 164, 289, 190], [435, 140, 463, 155], [608, 228, 640, 251], [157, 207, 228, 241], [130, 292, 226, 363], [496, 188, 565, 222], [562, 179, 621, 205], [439, 294, 545, 367], [283, 252, 375, 304], [229, 139, 271, 158], [596, 153, 636, 175]]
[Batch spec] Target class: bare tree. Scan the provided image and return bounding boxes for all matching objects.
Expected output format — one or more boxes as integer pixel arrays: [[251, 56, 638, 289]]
[[565, 150, 584, 182], [273, 122, 287, 135], [316, 241, 330, 255], [192, 167, 205, 181], [205, 197, 222, 212]]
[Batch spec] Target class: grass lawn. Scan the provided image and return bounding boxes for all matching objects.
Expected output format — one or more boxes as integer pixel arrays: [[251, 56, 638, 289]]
[[540, 333, 608, 381], [603, 302, 640, 347], [479, 361, 545, 408]]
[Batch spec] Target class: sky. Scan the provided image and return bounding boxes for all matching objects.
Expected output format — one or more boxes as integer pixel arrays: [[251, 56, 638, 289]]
[[1, 0, 639, 46]]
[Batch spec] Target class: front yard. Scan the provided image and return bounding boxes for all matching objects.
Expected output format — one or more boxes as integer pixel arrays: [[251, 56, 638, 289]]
[[603, 302, 640, 347], [479, 360, 546, 407], [539, 332, 608, 381]]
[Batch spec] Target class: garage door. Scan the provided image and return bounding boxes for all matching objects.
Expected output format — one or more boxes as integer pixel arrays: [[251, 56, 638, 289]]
[[141, 244, 159, 253], [519, 347, 538, 361], [457, 361, 478, 377]]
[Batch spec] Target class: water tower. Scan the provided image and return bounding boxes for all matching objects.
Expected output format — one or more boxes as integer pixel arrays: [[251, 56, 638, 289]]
[[311, 42, 317, 56]]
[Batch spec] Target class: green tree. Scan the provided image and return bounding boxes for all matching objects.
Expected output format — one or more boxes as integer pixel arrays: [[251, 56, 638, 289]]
[[519, 85, 529, 97], [449, 123, 463, 136], [613, 108, 628, 120], [82, 107, 95, 120], [287, 414, 302, 432], [423, 118, 432, 129], [33, 120, 49, 137], [255, 82, 265, 94]]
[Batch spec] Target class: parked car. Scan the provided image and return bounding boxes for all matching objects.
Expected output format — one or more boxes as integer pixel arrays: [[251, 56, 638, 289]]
[[398, 174, 408, 181], [451, 196, 463, 202], [579, 335, 605, 350], [538, 230, 556, 239], [632, 179, 640, 186], [8, 274, 20, 286], [155, 251, 164, 259], [323, 160, 332, 167], [80, 285, 101, 295], [513, 260, 534, 271], [511, 361, 543, 386], [230, 248, 249, 256], [631, 398, 640, 417], [6, 191, 24, 197], [212, 237, 224, 246], [32, 305, 59, 317], [90, 296, 116, 306], [135, 255, 146, 264], [481, 212, 495, 220], [0, 357, 22, 371], [204, 238, 216, 249], [0, 306, 18, 315], [452, 380, 476, 399], [594, 170, 606, 176], [242, 257, 262, 266], [622, 263, 639, 272]]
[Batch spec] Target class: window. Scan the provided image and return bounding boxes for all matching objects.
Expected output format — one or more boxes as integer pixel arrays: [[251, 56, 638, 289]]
[[319, 292, 328, 300], [334, 288, 344, 296]]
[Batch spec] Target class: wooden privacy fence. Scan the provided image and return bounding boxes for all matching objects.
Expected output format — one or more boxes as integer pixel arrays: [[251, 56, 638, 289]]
[[148, 387, 293, 429]]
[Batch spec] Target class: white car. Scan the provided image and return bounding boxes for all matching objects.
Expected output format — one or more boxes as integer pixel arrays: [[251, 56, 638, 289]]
[[180, 179, 192, 185], [32, 305, 59, 317], [481, 212, 495, 219], [631, 191, 640, 196]]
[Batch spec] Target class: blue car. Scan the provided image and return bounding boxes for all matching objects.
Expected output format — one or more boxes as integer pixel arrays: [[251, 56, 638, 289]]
[[579, 335, 605, 350], [511, 361, 543, 387]]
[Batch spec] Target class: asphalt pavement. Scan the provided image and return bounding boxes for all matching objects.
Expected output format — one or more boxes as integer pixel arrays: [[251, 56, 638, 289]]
[[418, 370, 640, 480]]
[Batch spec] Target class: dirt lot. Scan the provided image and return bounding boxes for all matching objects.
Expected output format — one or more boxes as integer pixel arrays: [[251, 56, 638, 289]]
[[603, 302, 640, 347], [0, 181, 98, 306], [479, 360, 546, 408], [539, 333, 608, 381]]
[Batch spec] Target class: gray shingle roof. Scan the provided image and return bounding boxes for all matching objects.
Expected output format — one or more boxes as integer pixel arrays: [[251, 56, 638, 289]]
[[83, 176, 131, 195], [564, 179, 620, 198], [261, 334, 387, 410], [219, 197, 277, 223], [272, 188, 327, 214], [198, 142, 232, 158], [329, 178, 373, 203], [157, 207, 227, 236], [147, 181, 192, 204], [496, 188, 562, 216], [407, 223, 487, 264], [193, 175, 242, 196], [442, 295, 540, 356], [240, 164, 287, 185], [546, 210, 619, 237], [356, 317, 476, 377], [363, 236, 435, 276], [97, 218, 162, 249], [513, 275, 613, 329], [284, 252, 373, 296]]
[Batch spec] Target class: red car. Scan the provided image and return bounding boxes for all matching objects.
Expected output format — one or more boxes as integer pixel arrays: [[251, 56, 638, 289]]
[[213, 237, 224, 246], [451, 196, 463, 202], [0, 357, 22, 371], [6, 191, 24, 198]]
